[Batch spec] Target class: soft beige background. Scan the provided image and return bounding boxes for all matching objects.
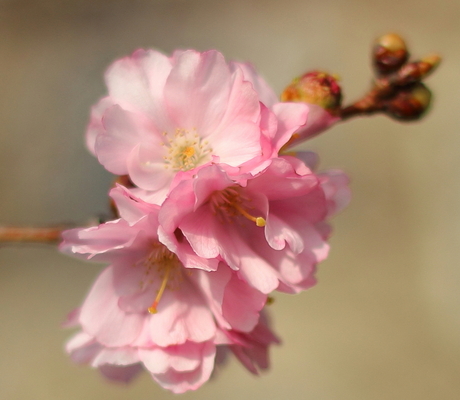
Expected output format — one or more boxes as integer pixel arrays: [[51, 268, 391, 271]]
[[0, 1, 459, 399]]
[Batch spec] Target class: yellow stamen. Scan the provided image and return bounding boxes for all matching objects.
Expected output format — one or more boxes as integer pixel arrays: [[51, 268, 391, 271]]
[[233, 203, 266, 227], [148, 266, 171, 314], [183, 146, 195, 158]]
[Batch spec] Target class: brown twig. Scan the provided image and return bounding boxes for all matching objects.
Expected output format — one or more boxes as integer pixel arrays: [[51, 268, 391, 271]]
[[0, 226, 68, 244], [340, 50, 441, 121]]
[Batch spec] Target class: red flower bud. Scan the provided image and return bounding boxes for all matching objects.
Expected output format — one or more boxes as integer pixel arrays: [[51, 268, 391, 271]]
[[384, 83, 432, 121], [373, 33, 409, 75], [281, 71, 342, 111]]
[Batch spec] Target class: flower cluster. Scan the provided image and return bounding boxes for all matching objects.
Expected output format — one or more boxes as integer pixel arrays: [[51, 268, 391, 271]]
[[61, 48, 350, 393]]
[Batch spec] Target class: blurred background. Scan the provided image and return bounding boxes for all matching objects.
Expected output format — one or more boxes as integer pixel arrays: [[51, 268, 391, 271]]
[[0, 0, 459, 399]]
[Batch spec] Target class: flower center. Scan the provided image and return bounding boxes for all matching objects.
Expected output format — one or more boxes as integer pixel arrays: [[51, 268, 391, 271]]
[[209, 186, 266, 227], [163, 128, 213, 172], [140, 242, 183, 314]]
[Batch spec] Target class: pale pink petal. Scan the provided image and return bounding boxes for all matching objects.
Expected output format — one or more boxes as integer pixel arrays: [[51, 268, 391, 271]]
[[211, 67, 260, 133], [192, 164, 236, 207], [230, 61, 279, 107], [319, 169, 351, 216], [80, 266, 144, 347], [236, 258, 280, 294], [66, 332, 101, 364], [105, 49, 172, 131], [189, 266, 232, 330], [209, 121, 262, 167], [126, 142, 171, 193], [86, 97, 115, 155], [222, 273, 266, 332], [180, 206, 222, 259], [99, 364, 144, 383], [227, 311, 280, 375], [268, 102, 309, 154], [91, 347, 140, 367], [265, 212, 304, 253], [165, 50, 233, 133], [286, 104, 340, 147], [60, 219, 136, 261], [95, 106, 146, 175], [157, 179, 196, 233], [140, 341, 216, 394], [246, 157, 318, 201], [109, 185, 159, 225], [148, 283, 216, 347]]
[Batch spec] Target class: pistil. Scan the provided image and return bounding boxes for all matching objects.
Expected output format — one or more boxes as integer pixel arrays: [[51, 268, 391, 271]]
[[148, 265, 171, 314], [141, 242, 183, 314]]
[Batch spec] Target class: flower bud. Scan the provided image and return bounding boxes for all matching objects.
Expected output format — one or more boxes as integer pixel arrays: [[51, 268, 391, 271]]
[[394, 54, 441, 86], [373, 33, 409, 75], [384, 83, 432, 121], [281, 71, 342, 111]]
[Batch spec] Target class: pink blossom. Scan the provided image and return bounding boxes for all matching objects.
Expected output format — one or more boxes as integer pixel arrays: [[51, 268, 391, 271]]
[[61, 186, 269, 392], [63, 47, 352, 393], [86, 49, 309, 204], [159, 156, 349, 295]]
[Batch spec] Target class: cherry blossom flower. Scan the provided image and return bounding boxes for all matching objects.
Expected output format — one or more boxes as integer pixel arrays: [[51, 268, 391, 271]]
[[85, 49, 309, 204], [61, 46, 352, 394], [159, 156, 350, 295], [61, 186, 270, 392]]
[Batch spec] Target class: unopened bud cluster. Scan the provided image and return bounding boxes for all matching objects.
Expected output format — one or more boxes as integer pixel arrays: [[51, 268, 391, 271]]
[[372, 33, 440, 121]]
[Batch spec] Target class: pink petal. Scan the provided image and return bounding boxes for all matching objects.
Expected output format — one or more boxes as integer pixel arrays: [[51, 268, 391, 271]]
[[85, 97, 115, 155], [91, 347, 140, 367], [105, 49, 173, 132], [269, 102, 309, 154], [126, 142, 172, 193], [286, 104, 340, 147], [222, 273, 266, 332], [230, 61, 278, 107], [95, 106, 153, 175], [109, 185, 160, 225], [148, 282, 216, 347], [99, 364, 144, 384], [80, 266, 144, 347], [66, 332, 100, 364], [165, 50, 234, 133], [141, 341, 216, 394]]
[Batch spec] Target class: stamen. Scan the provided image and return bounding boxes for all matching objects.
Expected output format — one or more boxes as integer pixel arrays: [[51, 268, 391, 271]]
[[233, 203, 266, 227], [148, 266, 171, 314], [183, 146, 195, 158], [162, 128, 212, 171]]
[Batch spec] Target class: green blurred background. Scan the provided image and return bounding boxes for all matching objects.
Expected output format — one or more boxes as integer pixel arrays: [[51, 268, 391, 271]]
[[0, 0, 459, 399]]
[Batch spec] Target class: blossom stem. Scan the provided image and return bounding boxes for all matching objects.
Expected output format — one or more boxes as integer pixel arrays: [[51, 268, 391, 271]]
[[340, 54, 441, 121], [0, 225, 67, 244]]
